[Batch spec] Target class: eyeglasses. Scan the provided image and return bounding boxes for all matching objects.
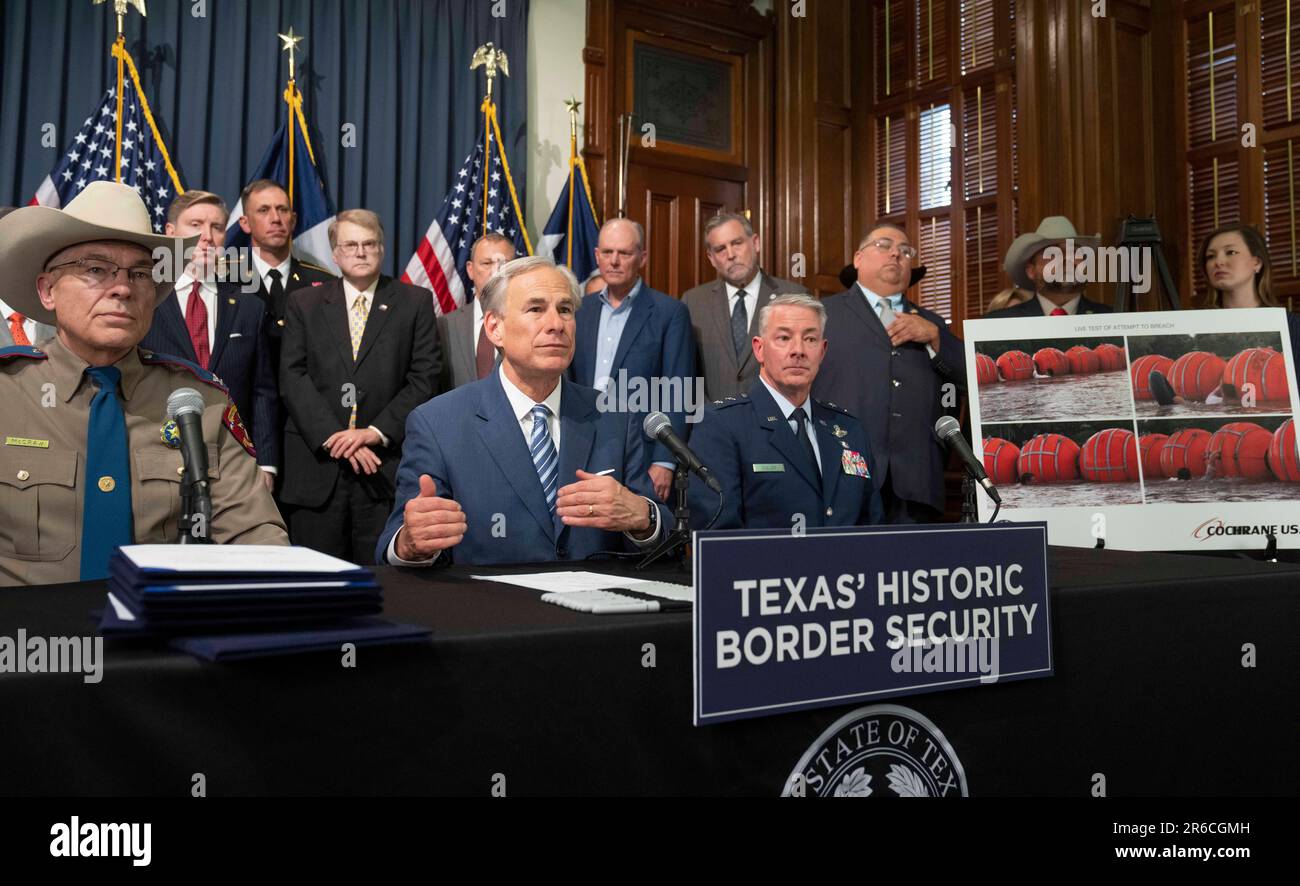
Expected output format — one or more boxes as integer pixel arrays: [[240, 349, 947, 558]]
[[864, 239, 918, 260], [45, 258, 156, 290], [336, 240, 382, 256]]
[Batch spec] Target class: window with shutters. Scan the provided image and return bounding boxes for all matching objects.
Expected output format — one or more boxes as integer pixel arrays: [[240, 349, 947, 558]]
[[868, 0, 1017, 335], [1182, 1, 1300, 308]]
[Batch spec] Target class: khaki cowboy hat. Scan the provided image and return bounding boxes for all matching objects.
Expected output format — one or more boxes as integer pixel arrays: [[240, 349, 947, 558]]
[[1003, 216, 1101, 291], [0, 181, 197, 326]]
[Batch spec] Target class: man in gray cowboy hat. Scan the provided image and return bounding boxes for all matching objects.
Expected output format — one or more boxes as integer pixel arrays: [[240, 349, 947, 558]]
[[985, 215, 1114, 318], [0, 181, 287, 586]]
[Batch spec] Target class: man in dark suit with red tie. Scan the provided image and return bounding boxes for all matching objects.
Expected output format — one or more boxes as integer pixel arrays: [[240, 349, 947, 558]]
[[139, 190, 280, 489], [436, 232, 515, 389], [984, 216, 1114, 318], [280, 209, 441, 562]]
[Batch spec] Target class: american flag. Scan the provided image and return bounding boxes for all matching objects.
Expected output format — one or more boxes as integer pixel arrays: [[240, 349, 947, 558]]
[[401, 136, 531, 315], [32, 83, 183, 229]]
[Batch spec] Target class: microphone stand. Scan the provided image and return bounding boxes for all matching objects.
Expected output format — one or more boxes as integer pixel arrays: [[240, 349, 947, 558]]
[[960, 476, 979, 523], [177, 469, 214, 544], [635, 465, 692, 571]]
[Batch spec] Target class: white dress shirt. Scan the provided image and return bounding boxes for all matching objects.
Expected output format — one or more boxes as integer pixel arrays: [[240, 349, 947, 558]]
[[0, 297, 40, 346], [174, 273, 218, 352], [1037, 293, 1081, 315], [251, 252, 293, 293], [725, 276, 760, 331]]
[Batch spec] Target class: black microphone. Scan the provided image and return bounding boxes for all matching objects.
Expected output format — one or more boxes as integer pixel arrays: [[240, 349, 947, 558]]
[[167, 388, 213, 542], [643, 411, 721, 493], [934, 415, 1001, 505]]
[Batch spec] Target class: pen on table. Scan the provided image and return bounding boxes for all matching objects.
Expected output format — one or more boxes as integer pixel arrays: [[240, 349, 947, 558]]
[[594, 468, 616, 476]]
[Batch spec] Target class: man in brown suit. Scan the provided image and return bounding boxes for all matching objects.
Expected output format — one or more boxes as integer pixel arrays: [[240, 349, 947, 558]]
[[682, 212, 807, 401], [0, 182, 288, 586]]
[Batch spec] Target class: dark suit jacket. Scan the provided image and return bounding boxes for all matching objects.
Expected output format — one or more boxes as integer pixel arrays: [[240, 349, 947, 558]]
[[279, 276, 441, 508], [811, 286, 966, 513], [984, 295, 1114, 319], [687, 380, 883, 530], [436, 300, 482, 390], [376, 370, 671, 566], [681, 271, 806, 401], [568, 282, 697, 463], [139, 281, 279, 469]]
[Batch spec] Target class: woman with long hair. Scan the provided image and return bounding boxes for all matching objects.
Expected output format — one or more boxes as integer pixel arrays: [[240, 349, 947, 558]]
[[1200, 223, 1300, 357]]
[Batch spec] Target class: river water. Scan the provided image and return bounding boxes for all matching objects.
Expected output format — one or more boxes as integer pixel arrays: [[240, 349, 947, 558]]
[[998, 481, 1143, 509], [978, 371, 1134, 422]]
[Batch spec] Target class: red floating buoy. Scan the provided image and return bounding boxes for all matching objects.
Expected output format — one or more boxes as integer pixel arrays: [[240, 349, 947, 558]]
[[1206, 422, 1274, 479], [976, 352, 999, 385], [996, 350, 1035, 381], [1269, 419, 1300, 482], [1032, 347, 1071, 377], [1093, 343, 1126, 372], [1139, 433, 1169, 480], [981, 436, 1021, 485], [1169, 350, 1226, 401], [1017, 433, 1081, 483], [1160, 427, 1212, 479], [1065, 345, 1101, 374], [1078, 428, 1139, 482], [1131, 354, 1175, 401], [1222, 347, 1289, 405]]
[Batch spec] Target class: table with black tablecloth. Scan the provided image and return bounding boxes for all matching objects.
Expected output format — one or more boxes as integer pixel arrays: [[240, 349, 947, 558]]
[[1, 547, 1296, 796]]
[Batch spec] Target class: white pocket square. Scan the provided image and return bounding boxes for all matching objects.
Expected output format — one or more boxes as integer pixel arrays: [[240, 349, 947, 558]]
[[228, 332, 242, 338]]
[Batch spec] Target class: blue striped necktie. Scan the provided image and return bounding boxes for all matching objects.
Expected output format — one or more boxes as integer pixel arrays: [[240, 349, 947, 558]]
[[81, 366, 133, 580], [530, 404, 558, 513]]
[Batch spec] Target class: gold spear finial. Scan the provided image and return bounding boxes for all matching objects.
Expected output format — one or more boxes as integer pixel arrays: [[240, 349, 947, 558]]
[[93, 0, 146, 37], [471, 42, 511, 103], [564, 96, 582, 140], [278, 27, 305, 81]]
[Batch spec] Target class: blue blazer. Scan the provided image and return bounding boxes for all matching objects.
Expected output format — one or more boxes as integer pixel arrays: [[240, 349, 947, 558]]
[[568, 283, 697, 464], [140, 281, 279, 469], [811, 287, 966, 513], [687, 381, 883, 530], [376, 370, 672, 566]]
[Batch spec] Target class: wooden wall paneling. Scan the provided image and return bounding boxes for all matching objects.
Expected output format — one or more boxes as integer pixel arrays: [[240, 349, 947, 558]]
[[584, 0, 613, 218], [1238, 0, 1265, 228]]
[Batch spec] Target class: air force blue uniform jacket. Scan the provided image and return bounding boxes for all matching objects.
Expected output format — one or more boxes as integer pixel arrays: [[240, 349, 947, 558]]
[[687, 380, 883, 531]]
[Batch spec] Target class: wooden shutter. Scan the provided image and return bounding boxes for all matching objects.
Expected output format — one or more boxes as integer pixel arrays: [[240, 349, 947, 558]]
[[1186, 8, 1239, 148], [919, 102, 953, 210], [960, 0, 996, 75], [964, 205, 1001, 318], [876, 111, 908, 217], [875, 0, 908, 102], [1261, 0, 1300, 130], [917, 215, 953, 322], [915, 0, 950, 87], [1188, 154, 1242, 300], [962, 84, 997, 199], [1264, 140, 1300, 285]]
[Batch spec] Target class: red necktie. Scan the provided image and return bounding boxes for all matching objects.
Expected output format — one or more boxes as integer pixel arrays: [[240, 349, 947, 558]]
[[1050, 307, 1067, 316], [475, 321, 495, 379], [7, 312, 30, 347], [185, 281, 211, 369]]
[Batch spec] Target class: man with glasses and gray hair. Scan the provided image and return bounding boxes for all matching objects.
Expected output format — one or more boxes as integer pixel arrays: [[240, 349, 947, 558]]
[[377, 256, 670, 567], [0, 182, 287, 585], [279, 208, 441, 563], [812, 223, 966, 524], [686, 293, 882, 530]]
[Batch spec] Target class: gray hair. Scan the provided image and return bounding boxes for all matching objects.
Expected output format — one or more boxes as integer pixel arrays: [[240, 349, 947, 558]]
[[479, 255, 582, 317], [599, 217, 645, 251], [703, 211, 754, 244], [757, 292, 825, 336]]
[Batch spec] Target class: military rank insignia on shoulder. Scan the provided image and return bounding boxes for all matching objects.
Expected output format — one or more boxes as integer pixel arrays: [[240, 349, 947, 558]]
[[815, 398, 852, 417], [138, 349, 230, 394], [0, 345, 48, 362], [222, 402, 256, 458]]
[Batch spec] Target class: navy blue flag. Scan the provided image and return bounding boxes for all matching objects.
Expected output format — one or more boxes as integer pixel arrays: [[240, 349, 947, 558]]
[[403, 103, 531, 315], [33, 51, 184, 228], [537, 147, 600, 285], [225, 99, 338, 274]]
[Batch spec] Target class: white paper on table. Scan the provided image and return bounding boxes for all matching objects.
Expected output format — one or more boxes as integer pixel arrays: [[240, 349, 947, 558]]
[[106, 592, 136, 621], [472, 571, 693, 601], [119, 545, 363, 574]]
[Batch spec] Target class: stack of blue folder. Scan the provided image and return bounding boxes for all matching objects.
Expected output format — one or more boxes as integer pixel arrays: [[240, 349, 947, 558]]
[[98, 545, 430, 661]]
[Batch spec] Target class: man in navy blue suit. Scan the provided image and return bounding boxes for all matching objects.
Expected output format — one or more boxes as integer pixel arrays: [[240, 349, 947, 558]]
[[377, 257, 670, 567], [568, 218, 696, 502], [688, 293, 883, 530], [139, 190, 279, 488], [812, 223, 966, 523]]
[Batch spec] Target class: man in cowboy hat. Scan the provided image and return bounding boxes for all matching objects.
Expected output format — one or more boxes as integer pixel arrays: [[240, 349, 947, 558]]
[[985, 216, 1114, 318], [0, 181, 287, 586]]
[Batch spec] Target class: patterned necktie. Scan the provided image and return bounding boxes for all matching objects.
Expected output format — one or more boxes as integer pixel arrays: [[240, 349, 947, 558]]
[[348, 295, 370, 429], [730, 291, 749, 359], [81, 366, 133, 580], [185, 281, 210, 369], [877, 298, 897, 328], [530, 404, 558, 514], [1050, 307, 1068, 316], [791, 406, 821, 478], [475, 321, 495, 379], [8, 312, 30, 347]]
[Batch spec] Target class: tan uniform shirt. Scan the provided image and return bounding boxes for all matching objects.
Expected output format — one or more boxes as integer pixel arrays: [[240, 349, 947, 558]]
[[0, 336, 288, 586]]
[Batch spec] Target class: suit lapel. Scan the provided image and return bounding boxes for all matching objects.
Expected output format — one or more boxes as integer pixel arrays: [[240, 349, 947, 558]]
[[610, 286, 652, 373], [844, 285, 893, 347], [321, 281, 355, 372], [555, 378, 597, 538], [353, 277, 396, 368], [743, 274, 775, 374], [208, 284, 239, 368], [704, 280, 738, 371], [577, 296, 602, 382], [475, 371, 557, 542], [452, 305, 477, 382], [750, 383, 821, 493], [157, 292, 199, 362], [812, 408, 843, 508]]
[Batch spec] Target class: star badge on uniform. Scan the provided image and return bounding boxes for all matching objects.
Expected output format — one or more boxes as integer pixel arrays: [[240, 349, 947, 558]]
[[160, 419, 181, 448]]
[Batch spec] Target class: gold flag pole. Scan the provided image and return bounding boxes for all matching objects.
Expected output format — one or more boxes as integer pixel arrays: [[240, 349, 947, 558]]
[[472, 43, 509, 230], [93, 0, 146, 183], [565, 98, 581, 269], [278, 27, 305, 205]]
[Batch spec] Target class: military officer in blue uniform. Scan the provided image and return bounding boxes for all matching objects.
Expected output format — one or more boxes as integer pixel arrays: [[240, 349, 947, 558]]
[[688, 293, 883, 530], [0, 182, 287, 586]]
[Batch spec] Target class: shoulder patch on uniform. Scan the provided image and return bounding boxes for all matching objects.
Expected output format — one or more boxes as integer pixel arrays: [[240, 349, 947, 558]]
[[714, 396, 747, 410], [0, 345, 47, 362], [815, 398, 852, 416], [222, 402, 256, 458], [298, 260, 335, 274], [138, 349, 229, 394]]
